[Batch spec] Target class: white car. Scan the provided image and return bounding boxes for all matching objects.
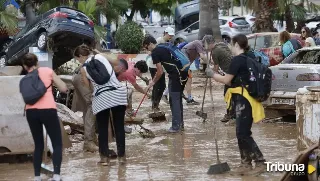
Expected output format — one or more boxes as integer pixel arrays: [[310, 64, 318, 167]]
[[173, 16, 252, 43], [263, 47, 320, 120]]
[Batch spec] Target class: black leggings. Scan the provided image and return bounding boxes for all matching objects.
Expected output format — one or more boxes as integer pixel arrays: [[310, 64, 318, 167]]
[[26, 109, 62, 176], [149, 67, 166, 109], [96, 105, 126, 157]]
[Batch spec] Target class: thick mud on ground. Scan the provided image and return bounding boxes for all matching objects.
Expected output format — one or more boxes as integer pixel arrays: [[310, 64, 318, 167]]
[[0, 78, 298, 181]]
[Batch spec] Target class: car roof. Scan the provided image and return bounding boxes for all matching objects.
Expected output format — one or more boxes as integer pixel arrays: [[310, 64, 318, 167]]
[[296, 46, 320, 52]]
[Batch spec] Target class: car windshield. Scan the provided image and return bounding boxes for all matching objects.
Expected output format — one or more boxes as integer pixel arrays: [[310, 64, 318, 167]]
[[232, 18, 248, 25], [248, 34, 280, 50], [59, 8, 89, 19], [282, 50, 320, 64]]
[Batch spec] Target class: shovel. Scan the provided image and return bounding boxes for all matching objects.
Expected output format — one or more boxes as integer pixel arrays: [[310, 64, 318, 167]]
[[207, 79, 230, 175], [196, 77, 208, 122]]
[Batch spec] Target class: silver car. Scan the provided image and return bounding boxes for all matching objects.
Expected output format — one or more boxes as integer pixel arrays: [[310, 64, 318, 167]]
[[173, 16, 252, 43], [263, 47, 320, 119]]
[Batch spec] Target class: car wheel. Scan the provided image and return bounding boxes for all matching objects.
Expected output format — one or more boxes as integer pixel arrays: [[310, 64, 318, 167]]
[[37, 32, 47, 51], [101, 43, 107, 50], [0, 55, 6, 67]]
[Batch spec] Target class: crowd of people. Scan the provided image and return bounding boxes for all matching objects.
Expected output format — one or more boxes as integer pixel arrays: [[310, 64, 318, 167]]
[[22, 26, 306, 180]]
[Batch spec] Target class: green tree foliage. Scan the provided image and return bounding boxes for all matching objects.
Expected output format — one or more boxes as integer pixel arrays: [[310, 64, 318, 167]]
[[115, 21, 143, 53], [0, 0, 18, 35]]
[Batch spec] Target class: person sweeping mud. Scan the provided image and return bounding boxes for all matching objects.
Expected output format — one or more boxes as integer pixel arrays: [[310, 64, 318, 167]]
[[206, 34, 266, 174], [147, 27, 175, 111], [180, 35, 216, 105], [143, 35, 188, 133], [20, 53, 68, 181], [75, 46, 127, 166], [210, 41, 234, 123], [117, 59, 149, 115]]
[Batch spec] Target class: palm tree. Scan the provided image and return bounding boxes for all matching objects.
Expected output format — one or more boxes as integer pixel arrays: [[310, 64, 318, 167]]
[[198, 0, 222, 42], [274, 0, 306, 32], [0, 0, 18, 37], [245, 0, 275, 32]]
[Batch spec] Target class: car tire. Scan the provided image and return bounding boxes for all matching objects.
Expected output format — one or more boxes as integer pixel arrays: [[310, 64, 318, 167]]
[[0, 55, 6, 67], [37, 32, 48, 51], [101, 43, 107, 50]]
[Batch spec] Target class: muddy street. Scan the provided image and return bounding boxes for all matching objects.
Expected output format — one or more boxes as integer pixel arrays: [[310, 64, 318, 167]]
[[0, 79, 298, 181]]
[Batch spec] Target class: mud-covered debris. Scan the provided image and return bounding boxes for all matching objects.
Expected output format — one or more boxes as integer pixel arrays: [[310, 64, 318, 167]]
[[64, 125, 72, 135], [70, 134, 84, 142], [56, 103, 84, 133]]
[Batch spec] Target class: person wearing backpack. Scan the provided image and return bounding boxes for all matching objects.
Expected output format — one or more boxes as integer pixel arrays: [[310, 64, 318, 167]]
[[20, 53, 68, 181], [143, 35, 189, 133], [74, 46, 127, 166], [72, 46, 120, 155], [206, 34, 267, 174]]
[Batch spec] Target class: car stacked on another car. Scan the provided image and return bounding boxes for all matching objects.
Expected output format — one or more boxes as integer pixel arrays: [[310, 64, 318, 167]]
[[247, 32, 304, 66], [0, 6, 95, 69], [263, 47, 320, 120], [173, 16, 252, 44]]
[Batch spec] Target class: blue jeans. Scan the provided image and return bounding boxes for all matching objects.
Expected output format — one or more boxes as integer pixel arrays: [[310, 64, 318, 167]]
[[168, 73, 188, 130]]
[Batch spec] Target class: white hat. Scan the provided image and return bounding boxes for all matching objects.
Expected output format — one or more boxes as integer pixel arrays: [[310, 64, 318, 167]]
[[165, 27, 175, 36]]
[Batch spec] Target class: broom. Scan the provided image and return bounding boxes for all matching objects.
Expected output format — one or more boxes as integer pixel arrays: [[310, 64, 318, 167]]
[[207, 77, 230, 174], [41, 126, 54, 176]]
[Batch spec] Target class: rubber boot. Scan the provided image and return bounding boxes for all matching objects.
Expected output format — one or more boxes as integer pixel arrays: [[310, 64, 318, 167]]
[[118, 156, 126, 165], [233, 163, 253, 174], [98, 155, 110, 166], [83, 141, 99, 152]]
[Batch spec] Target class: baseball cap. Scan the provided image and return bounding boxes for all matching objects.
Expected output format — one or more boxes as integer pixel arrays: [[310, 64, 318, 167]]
[[165, 27, 175, 36]]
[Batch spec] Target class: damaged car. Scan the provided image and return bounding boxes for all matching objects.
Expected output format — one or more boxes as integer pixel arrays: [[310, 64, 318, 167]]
[[263, 47, 320, 119], [0, 6, 95, 69]]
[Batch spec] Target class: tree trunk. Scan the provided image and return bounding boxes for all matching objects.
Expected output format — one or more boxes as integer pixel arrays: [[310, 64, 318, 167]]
[[285, 6, 295, 32], [125, 9, 135, 21], [294, 1, 305, 33], [254, 0, 274, 32], [306, 0, 310, 12], [25, 0, 36, 24], [198, 0, 222, 42], [231, 0, 233, 15]]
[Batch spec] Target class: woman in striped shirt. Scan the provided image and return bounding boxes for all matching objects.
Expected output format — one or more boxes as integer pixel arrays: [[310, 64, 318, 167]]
[[73, 45, 127, 166]]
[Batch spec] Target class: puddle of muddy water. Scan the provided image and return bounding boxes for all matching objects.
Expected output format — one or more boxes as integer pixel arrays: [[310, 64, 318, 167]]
[[0, 87, 298, 181]]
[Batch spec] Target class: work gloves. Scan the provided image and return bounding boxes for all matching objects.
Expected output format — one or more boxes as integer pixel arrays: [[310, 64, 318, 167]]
[[205, 68, 214, 78]]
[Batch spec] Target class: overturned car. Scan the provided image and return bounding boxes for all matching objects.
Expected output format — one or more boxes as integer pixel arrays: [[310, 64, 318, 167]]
[[0, 6, 95, 69]]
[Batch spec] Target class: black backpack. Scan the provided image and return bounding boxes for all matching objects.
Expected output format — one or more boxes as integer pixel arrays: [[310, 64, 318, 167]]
[[19, 69, 51, 105], [83, 55, 113, 85], [240, 55, 272, 102]]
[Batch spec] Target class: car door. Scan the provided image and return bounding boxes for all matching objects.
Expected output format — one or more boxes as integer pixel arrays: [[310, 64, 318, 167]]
[[185, 21, 199, 41]]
